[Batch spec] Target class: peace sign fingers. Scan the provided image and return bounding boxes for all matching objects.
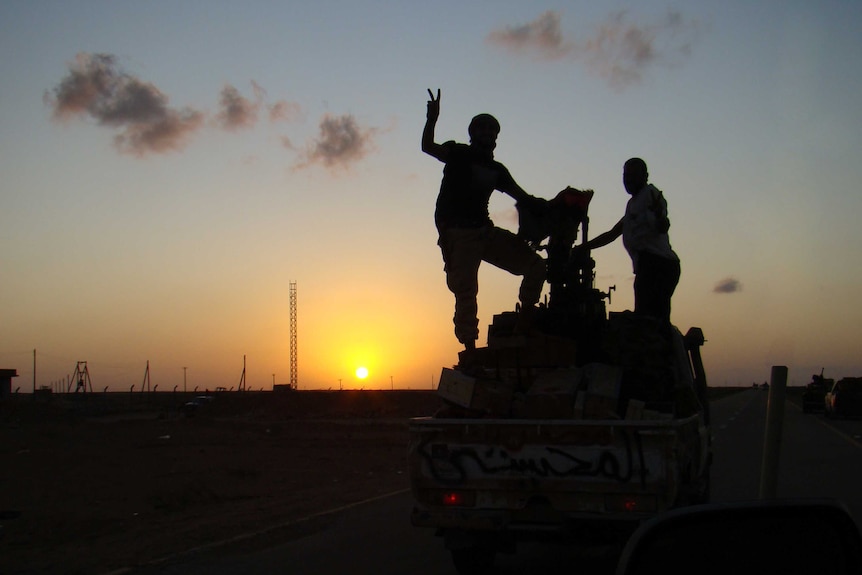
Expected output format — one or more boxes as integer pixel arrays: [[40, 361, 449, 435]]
[[426, 88, 441, 121]]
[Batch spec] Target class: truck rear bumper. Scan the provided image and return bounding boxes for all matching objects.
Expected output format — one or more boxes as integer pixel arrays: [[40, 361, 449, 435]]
[[411, 505, 650, 532], [412, 506, 644, 549]]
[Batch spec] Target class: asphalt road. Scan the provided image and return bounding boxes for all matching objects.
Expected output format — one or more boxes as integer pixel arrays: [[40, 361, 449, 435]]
[[131, 389, 862, 575]]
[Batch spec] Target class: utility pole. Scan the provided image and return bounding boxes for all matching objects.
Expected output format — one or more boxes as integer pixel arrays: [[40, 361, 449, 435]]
[[238, 355, 246, 391], [183, 367, 187, 393], [141, 360, 151, 393]]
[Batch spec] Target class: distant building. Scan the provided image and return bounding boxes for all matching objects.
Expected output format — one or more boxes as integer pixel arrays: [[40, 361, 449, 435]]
[[0, 369, 18, 397]]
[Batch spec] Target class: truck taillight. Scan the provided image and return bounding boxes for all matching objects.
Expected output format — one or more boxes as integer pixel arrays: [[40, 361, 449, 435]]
[[442, 492, 462, 505], [441, 491, 475, 507], [605, 494, 657, 513]]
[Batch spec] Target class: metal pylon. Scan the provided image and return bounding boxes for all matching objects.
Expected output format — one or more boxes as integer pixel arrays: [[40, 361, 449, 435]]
[[71, 361, 93, 393], [290, 281, 297, 389]]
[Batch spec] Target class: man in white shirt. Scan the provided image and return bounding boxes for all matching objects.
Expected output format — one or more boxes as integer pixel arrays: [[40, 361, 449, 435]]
[[577, 158, 680, 323]]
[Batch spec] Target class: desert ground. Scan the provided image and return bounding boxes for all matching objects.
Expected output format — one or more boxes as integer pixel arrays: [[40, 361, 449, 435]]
[[0, 389, 443, 575]]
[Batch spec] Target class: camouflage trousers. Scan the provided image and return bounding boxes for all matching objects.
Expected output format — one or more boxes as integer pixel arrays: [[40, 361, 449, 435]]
[[438, 225, 545, 346]]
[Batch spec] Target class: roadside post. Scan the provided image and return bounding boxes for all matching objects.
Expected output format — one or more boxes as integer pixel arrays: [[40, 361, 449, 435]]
[[759, 365, 788, 499]]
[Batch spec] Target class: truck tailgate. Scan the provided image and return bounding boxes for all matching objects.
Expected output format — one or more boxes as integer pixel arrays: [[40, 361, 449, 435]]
[[409, 415, 704, 527]]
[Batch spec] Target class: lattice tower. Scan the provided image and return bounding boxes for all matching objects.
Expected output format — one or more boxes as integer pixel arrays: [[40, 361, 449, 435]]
[[289, 281, 298, 389]]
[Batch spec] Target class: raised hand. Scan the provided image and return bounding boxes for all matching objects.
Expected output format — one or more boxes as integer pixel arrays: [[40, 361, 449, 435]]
[[426, 88, 440, 121]]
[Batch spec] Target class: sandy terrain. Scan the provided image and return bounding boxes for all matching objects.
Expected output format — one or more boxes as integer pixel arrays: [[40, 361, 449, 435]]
[[0, 390, 442, 575]]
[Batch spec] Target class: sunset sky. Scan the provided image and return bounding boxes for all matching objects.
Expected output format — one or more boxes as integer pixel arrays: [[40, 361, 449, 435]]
[[2, 1, 861, 391]]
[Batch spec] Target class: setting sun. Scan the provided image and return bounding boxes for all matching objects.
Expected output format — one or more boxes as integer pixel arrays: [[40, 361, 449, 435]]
[[355, 366, 369, 379]]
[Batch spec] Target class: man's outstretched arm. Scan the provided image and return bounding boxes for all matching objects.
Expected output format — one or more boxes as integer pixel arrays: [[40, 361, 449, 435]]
[[422, 88, 447, 161], [583, 218, 624, 250], [498, 180, 532, 204]]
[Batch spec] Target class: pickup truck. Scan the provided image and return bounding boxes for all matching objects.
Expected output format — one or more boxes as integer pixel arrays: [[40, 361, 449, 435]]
[[408, 188, 712, 573]]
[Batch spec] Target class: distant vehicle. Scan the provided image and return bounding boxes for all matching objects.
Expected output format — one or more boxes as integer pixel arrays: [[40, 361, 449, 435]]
[[824, 377, 862, 419], [180, 395, 214, 417], [802, 370, 833, 413]]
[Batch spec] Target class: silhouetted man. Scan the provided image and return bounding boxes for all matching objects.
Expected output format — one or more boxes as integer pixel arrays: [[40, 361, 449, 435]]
[[422, 89, 546, 350], [579, 157, 679, 322]]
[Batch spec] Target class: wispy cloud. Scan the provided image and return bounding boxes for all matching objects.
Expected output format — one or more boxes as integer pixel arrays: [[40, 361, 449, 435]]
[[46, 53, 375, 168], [293, 114, 379, 171], [249, 80, 304, 124], [487, 9, 705, 91], [46, 53, 306, 157], [268, 99, 303, 123], [714, 277, 742, 294], [45, 53, 204, 155], [580, 9, 703, 90], [486, 11, 573, 60], [214, 81, 303, 130], [215, 84, 260, 131]]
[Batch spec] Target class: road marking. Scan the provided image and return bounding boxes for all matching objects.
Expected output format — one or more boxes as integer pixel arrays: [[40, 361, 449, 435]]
[[711, 390, 758, 442], [100, 488, 411, 575], [812, 416, 862, 450], [788, 401, 862, 451]]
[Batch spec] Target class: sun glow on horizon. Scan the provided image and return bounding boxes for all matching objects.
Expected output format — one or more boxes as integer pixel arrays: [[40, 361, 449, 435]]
[[355, 366, 369, 379]]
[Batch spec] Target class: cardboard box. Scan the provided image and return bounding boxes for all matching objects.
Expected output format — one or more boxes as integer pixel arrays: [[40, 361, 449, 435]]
[[583, 394, 620, 419], [625, 399, 646, 420], [522, 368, 580, 418], [524, 334, 579, 366], [497, 334, 579, 367], [486, 312, 523, 348], [573, 392, 586, 418], [582, 363, 624, 399], [486, 333, 528, 349], [437, 368, 476, 407], [437, 367, 514, 414], [528, 368, 581, 395], [461, 334, 579, 369], [475, 379, 517, 416], [523, 394, 575, 418]]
